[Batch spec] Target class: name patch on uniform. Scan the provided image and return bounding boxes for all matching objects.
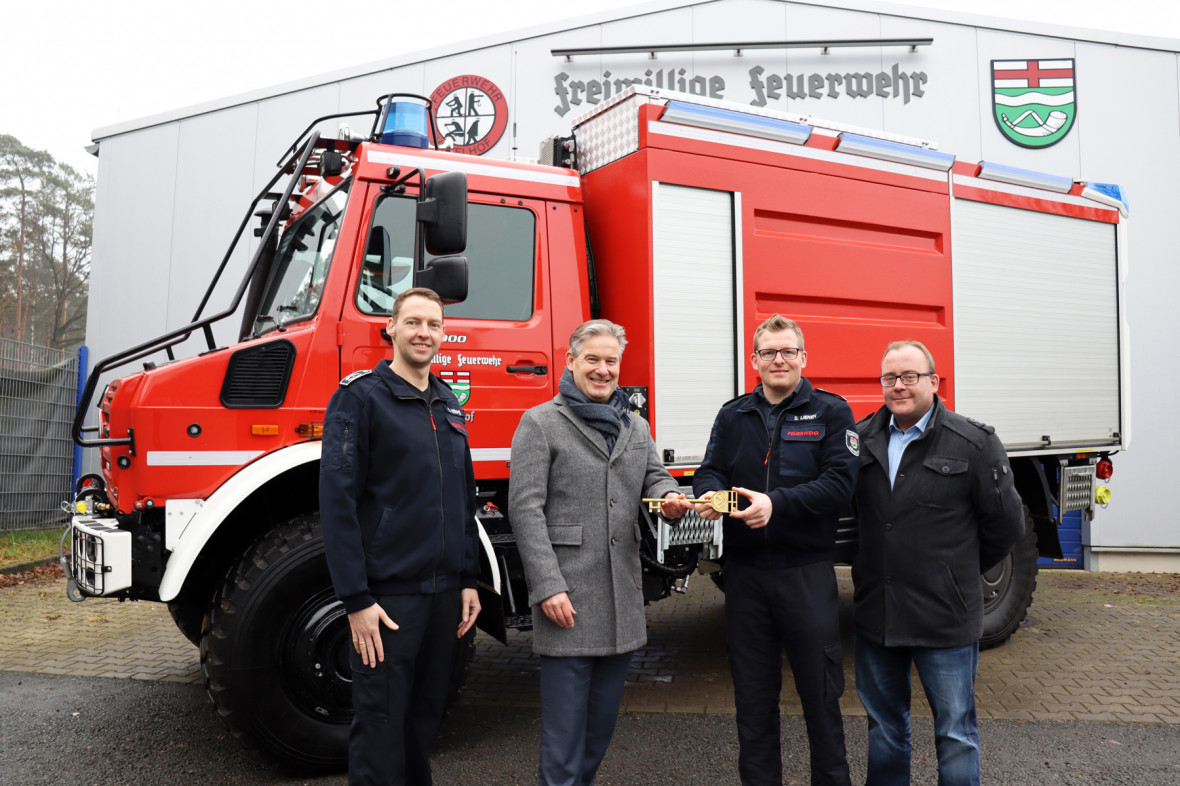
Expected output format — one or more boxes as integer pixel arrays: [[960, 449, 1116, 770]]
[[846, 430, 860, 456], [339, 369, 372, 386], [791, 413, 820, 421], [782, 425, 824, 441]]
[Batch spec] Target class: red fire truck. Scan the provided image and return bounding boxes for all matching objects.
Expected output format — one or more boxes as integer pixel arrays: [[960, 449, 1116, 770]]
[[68, 87, 1127, 773]]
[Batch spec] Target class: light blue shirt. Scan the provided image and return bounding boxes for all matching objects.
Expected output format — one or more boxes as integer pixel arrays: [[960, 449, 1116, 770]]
[[887, 404, 935, 488]]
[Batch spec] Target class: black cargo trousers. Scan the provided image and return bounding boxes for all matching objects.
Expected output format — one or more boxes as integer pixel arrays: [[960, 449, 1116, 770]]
[[347, 589, 461, 786], [725, 559, 851, 786]]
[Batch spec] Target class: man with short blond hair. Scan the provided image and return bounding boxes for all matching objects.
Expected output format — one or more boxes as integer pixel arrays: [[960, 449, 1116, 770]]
[[694, 313, 858, 786], [853, 340, 1024, 785]]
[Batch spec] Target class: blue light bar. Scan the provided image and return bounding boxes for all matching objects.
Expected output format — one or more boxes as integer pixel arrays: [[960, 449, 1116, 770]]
[[1082, 182, 1130, 214], [381, 101, 430, 149], [976, 161, 1073, 194], [660, 100, 811, 145], [835, 133, 955, 171]]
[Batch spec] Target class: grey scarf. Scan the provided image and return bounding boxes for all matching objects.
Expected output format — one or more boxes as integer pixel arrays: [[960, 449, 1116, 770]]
[[559, 369, 631, 452]]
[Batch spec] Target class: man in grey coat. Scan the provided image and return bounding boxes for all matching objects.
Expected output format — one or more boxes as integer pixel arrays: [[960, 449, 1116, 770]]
[[509, 319, 691, 786]]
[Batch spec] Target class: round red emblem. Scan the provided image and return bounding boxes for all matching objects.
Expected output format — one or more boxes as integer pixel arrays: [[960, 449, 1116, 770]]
[[430, 76, 508, 156]]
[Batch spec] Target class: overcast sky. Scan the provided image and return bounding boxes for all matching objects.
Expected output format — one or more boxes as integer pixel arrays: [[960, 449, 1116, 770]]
[[4, 0, 1177, 176]]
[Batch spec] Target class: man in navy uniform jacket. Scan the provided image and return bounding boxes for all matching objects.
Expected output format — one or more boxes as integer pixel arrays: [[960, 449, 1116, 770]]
[[320, 287, 480, 785]]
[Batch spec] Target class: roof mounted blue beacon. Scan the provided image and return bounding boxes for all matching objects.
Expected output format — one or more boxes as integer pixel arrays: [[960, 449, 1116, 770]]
[[379, 97, 431, 149]]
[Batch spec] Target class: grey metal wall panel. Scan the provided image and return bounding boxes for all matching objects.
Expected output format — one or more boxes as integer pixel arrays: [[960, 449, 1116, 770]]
[[88, 126, 180, 353], [168, 105, 261, 349], [1072, 42, 1180, 548], [974, 29, 1082, 176], [881, 16, 983, 159]]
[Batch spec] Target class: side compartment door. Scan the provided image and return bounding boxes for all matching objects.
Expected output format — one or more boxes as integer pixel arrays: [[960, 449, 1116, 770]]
[[340, 189, 552, 481], [652, 183, 738, 466]]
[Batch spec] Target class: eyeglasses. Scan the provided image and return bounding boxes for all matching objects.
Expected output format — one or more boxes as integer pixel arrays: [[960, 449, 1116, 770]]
[[880, 372, 934, 387], [754, 348, 801, 362]]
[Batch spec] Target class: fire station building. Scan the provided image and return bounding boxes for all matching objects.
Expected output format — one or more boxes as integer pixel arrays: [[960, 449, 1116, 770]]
[[86, 0, 1180, 570]]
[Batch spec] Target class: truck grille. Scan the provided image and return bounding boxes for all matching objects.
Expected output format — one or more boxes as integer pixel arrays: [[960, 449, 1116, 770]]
[[1059, 464, 1096, 522], [653, 508, 724, 563], [220, 339, 296, 408]]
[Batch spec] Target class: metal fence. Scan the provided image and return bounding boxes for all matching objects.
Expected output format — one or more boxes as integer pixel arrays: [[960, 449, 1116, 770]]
[[0, 339, 80, 532]]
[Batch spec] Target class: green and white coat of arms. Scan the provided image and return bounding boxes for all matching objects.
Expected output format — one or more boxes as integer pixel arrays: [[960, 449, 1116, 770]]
[[439, 370, 471, 405], [992, 59, 1076, 149]]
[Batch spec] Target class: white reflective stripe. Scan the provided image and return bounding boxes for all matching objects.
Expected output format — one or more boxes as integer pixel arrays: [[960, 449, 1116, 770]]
[[146, 450, 264, 466], [366, 151, 580, 188], [952, 174, 1118, 213], [471, 447, 511, 461], [649, 120, 948, 183]]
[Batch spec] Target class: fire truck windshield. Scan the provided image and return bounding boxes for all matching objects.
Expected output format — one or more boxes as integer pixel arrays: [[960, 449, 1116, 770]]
[[255, 179, 352, 333]]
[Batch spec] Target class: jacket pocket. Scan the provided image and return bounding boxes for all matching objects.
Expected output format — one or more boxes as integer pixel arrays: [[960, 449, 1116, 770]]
[[547, 524, 583, 546], [445, 415, 469, 468], [919, 455, 970, 508], [323, 414, 352, 471], [779, 424, 825, 477], [548, 523, 584, 593], [371, 506, 435, 578], [941, 561, 969, 614], [349, 657, 389, 720]]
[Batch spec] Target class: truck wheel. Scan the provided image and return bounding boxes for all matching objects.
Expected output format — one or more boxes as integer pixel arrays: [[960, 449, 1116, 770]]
[[979, 507, 1039, 649], [201, 513, 350, 774]]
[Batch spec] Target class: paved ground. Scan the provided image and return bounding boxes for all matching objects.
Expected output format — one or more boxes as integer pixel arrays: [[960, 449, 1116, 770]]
[[2, 567, 1178, 725]]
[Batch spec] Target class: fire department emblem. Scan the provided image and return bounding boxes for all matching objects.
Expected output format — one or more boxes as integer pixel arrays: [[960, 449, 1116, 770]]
[[991, 59, 1077, 149], [845, 430, 860, 457], [439, 370, 471, 405], [430, 75, 508, 156]]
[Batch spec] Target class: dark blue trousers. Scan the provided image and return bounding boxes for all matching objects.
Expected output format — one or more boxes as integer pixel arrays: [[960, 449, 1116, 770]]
[[538, 652, 634, 786], [725, 560, 851, 786], [348, 590, 459, 786]]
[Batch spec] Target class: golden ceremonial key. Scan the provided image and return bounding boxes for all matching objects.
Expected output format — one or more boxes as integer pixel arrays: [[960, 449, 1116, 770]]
[[643, 489, 738, 514]]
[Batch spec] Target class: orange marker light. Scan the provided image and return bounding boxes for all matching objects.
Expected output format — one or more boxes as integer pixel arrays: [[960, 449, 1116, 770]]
[[251, 425, 280, 436], [296, 422, 325, 439]]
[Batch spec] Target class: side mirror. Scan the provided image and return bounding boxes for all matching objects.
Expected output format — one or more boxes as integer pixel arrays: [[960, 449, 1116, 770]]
[[417, 171, 467, 255], [415, 255, 468, 304]]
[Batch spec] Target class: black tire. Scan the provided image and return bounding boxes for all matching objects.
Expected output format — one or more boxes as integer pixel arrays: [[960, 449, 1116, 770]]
[[201, 513, 351, 774], [167, 601, 206, 647], [979, 506, 1039, 649]]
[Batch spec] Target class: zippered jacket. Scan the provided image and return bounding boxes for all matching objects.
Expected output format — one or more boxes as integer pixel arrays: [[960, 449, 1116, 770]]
[[320, 360, 478, 613], [693, 378, 859, 568], [852, 397, 1025, 647]]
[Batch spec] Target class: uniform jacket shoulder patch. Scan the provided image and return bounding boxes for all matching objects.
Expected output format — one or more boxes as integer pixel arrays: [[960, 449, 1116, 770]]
[[339, 369, 372, 387], [846, 429, 861, 456]]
